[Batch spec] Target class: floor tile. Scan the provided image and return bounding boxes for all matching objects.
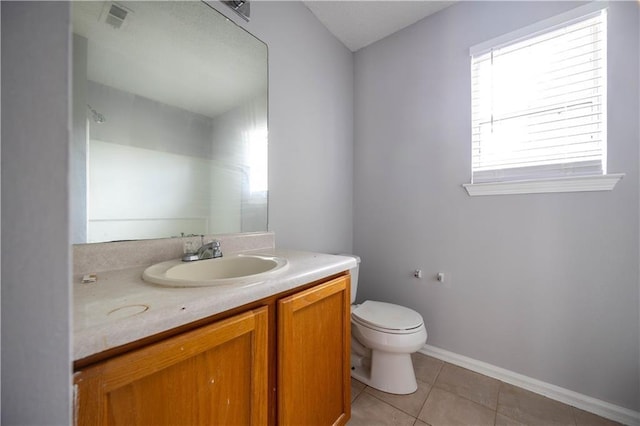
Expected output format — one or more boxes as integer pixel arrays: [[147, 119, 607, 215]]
[[348, 357, 621, 426], [348, 392, 416, 426], [417, 387, 496, 426], [435, 363, 501, 409], [495, 413, 527, 425], [411, 352, 443, 384], [365, 379, 432, 417], [351, 378, 366, 402], [497, 383, 575, 426], [573, 407, 622, 426]]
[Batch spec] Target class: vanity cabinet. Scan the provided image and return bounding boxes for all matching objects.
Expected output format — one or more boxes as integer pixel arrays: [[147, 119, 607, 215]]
[[278, 276, 351, 425], [74, 306, 269, 425], [74, 274, 350, 426]]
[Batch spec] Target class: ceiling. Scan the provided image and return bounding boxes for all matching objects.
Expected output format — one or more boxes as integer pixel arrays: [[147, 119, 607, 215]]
[[72, 1, 267, 118], [303, 1, 456, 52]]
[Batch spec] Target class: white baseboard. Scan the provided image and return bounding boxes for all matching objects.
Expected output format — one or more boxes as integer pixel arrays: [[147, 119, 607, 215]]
[[420, 344, 640, 426]]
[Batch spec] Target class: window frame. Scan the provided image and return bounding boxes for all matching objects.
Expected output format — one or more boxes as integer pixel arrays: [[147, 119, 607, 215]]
[[463, 2, 623, 196]]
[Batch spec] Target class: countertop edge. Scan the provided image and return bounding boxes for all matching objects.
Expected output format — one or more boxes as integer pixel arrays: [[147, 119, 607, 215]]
[[74, 249, 356, 362]]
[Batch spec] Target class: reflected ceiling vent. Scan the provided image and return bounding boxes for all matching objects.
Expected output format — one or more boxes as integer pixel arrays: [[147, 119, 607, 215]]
[[221, 1, 250, 22], [101, 2, 133, 30]]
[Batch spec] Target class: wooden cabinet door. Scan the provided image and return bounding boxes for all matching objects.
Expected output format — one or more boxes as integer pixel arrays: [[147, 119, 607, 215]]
[[74, 306, 268, 426], [278, 275, 351, 425]]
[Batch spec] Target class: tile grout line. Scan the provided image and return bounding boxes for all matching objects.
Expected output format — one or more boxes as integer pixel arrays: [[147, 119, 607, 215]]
[[417, 379, 435, 423], [435, 362, 504, 419], [364, 383, 427, 424], [415, 358, 446, 423], [495, 379, 536, 426], [570, 405, 579, 426]]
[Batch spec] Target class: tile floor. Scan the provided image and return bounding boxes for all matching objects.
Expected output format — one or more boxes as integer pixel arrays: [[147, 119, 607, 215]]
[[348, 353, 622, 426]]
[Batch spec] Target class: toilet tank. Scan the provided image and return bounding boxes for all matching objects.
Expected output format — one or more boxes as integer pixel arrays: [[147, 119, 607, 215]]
[[338, 254, 360, 304]]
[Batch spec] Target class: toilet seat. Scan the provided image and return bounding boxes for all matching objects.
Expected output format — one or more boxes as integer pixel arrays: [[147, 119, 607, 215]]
[[352, 301, 424, 335]]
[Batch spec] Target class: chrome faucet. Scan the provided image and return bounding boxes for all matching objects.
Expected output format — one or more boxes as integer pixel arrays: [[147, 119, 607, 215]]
[[197, 239, 223, 260], [182, 237, 223, 262]]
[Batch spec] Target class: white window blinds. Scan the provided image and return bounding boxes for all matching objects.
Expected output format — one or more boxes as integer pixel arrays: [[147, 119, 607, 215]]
[[470, 7, 607, 184]]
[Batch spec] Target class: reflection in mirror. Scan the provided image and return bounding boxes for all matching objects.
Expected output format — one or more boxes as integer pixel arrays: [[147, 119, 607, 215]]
[[222, 0, 251, 22], [71, 1, 268, 244]]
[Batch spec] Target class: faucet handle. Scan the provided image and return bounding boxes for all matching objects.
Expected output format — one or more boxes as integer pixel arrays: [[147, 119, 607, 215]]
[[211, 239, 223, 258], [183, 240, 196, 254]]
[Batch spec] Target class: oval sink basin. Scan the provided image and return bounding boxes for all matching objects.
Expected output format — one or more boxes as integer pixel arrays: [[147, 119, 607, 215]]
[[142, 254, 288, 287]]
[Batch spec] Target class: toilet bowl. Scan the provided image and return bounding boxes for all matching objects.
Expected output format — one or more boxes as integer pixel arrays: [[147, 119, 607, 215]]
[[351, 301, 427, 394], [340, 254, 428, 395]]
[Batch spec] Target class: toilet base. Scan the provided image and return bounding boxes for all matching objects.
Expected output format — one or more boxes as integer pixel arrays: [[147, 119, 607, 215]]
[[350, 350, 418, 395]]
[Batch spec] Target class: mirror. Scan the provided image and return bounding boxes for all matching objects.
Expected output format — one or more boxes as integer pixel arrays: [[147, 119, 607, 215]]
[[71, 1, 268, 244]]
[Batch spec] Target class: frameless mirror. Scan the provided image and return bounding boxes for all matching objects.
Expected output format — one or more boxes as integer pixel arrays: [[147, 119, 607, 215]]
[[71, 1, 268, 244]]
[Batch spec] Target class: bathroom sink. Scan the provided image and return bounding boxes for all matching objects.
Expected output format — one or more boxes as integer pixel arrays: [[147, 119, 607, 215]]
[[142, 254, 288, 287]]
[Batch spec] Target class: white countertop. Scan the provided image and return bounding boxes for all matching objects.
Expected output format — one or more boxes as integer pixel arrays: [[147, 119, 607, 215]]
[[74, 249, 356, 362]]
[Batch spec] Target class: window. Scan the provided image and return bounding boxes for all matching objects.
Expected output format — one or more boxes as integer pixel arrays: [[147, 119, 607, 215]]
[[465, 3, 623, 196]]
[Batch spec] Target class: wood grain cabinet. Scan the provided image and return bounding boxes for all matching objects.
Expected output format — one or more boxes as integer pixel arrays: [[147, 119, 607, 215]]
[[278, 276, 351, 425], [74, 307, 269, 425], [74, 274, 350, 426]]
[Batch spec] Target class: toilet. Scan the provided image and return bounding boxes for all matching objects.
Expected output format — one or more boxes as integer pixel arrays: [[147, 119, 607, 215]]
[[343, 255, 427, 395]]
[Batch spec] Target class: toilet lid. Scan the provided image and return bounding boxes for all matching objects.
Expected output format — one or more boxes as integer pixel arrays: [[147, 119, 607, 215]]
[[352, 300, 423, 332]]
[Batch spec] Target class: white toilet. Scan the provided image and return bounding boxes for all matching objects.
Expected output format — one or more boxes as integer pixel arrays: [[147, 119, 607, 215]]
[[344, 255, 427, 395]]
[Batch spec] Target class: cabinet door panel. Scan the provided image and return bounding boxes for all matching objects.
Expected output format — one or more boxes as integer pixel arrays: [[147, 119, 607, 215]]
[[75, 307, 268, 426], [278, 276, 351, 426]]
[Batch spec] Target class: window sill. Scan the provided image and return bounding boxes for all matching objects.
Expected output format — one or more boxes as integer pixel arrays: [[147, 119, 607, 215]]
[[463, 174, 625, 196]]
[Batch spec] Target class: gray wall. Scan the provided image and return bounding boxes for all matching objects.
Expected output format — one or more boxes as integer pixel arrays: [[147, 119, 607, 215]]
[[0, 0, 353, 422], [87, 81, 214, 158], [72, 34, 88, 244], [221, 1, 355, 254], [354, 1, 639, 411], [1, 2, 72, 424]]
